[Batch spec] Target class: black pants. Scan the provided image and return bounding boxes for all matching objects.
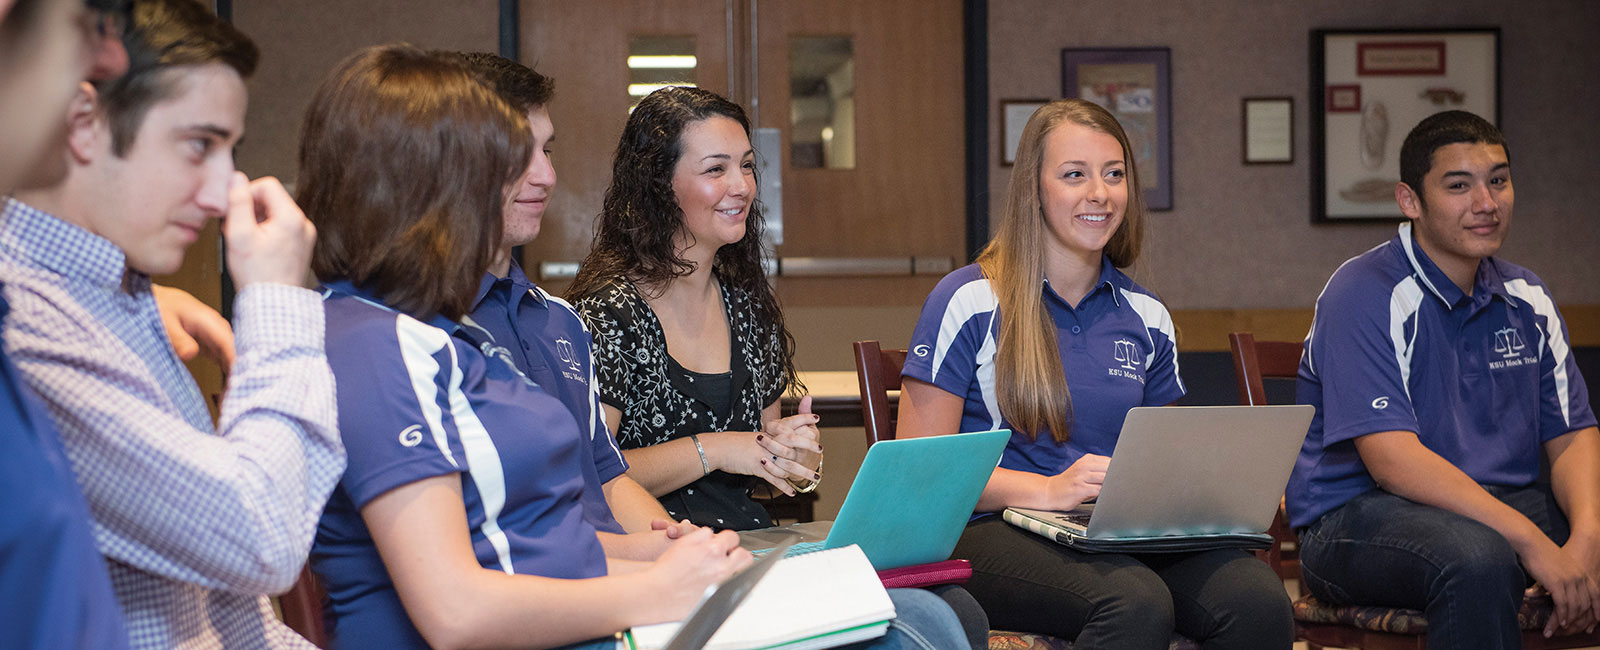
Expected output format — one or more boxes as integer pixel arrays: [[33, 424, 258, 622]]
[[926, 583, 989, 650], [952, 517, 1292, 650]]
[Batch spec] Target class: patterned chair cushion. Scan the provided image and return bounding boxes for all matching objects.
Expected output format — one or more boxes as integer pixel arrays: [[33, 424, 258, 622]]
[[1291, 592, 1557, 635], [987, 630, 1200, 650]]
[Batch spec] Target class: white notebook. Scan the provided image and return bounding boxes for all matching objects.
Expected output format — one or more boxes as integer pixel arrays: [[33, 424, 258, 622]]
[[626, 544, 895, 650]]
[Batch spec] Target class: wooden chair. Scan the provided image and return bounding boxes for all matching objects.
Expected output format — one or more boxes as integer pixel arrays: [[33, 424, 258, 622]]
[[1225, 332, 1304, 583], [1227, 332, 1600, 650], [852, 340, 1199, 650], [852, 340, 907, 444], [278, 564, 329, 648]]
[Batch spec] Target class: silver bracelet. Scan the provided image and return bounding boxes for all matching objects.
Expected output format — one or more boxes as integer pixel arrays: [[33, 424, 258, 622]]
[[690, 434, 711, 476], [787, 451, 823, 493]]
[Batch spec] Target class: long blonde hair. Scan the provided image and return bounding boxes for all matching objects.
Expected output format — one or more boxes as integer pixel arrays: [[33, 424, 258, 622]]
[[977, 99, 1146, 443]]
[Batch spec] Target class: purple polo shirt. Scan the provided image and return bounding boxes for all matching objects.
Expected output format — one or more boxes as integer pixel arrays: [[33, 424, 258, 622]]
[[902, 261, 1185, 490], [468, 261, 628, 534], [0, 294, 129, 650], [312, 281, 606, 649], [1287, 223, 1597, 529]]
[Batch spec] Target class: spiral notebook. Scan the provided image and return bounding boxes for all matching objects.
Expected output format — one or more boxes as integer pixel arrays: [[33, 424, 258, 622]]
[[625, 543, 894, 650]]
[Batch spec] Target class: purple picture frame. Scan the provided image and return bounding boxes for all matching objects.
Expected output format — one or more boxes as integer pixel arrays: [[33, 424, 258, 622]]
[[1061, 47, 1173, 210]]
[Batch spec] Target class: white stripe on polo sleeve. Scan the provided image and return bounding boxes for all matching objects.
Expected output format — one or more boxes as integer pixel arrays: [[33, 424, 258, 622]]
[[396, 316, 460, 469], [1503, 279, 1574, 427], [1387, 277, 1426, 402]]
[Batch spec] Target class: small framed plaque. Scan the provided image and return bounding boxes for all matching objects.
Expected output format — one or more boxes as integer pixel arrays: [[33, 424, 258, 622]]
[[1242, 97, 1293, 165], [1000, 99, 1049, 166]]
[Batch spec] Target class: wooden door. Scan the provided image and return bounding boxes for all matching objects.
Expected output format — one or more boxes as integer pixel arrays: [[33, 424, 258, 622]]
[[757, 0, 965, 369], [515, 1, 963, 369]]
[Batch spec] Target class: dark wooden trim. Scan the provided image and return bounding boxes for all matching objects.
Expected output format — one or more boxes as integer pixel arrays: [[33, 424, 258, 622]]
[[501, 0, 523, 265], [962, 0, 988, 264], [498, 0, 519, 60], [215, 0, 233, 318]]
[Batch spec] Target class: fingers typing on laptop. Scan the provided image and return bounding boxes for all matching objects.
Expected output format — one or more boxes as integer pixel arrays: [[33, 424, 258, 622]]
[[1042, 453, 1110, 510]]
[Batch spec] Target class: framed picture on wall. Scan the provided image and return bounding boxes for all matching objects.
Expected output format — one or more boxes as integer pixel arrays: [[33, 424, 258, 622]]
[[1061, 47, 1173, 210], [1242, 97, 1294, 164], [1001, 99, 1049, 166], [1311, 28, 1499, 222]]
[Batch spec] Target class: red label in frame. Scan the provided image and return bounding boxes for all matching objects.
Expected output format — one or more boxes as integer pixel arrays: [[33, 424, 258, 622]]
[[1326, 85, 1361, 113], [1357, 41, 1446, 75]]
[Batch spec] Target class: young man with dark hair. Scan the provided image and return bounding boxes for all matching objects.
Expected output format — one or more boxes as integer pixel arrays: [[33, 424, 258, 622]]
[[0, 0, 342, 647], [1288, 110, 1600, 648], [443, 50, 691, 558], [0, 2, 134, 648]]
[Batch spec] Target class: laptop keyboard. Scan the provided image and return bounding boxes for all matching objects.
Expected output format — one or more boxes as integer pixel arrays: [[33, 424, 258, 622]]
[[1057, 512, 1093, 526], [751, 540, 827, 558]]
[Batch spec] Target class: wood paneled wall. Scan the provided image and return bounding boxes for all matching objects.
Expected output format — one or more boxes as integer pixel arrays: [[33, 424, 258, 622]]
[[233, 0, 500, 181], [517, 0, 733, 270]]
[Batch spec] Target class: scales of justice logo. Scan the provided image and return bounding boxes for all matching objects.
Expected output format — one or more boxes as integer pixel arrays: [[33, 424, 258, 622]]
[[555, 337, 581, 373], [1107, 338, 1146, 384], [1492, 327, 1526, 359], [1113, 339, 1142, 371]]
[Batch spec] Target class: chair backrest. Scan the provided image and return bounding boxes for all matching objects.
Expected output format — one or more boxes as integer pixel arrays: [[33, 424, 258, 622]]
[[852, 340, 908, 445], [279, 564, 329, 648], [1227, 332, 1303, 406], [1227, 331, 1309, 581]]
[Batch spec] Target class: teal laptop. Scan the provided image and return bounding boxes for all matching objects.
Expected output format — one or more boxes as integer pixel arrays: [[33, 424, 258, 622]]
[[742, 429, 1009, 570]]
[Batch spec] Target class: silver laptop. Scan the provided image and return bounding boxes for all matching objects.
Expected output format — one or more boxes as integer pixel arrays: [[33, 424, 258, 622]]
[[1004, 405, 1312, 553]]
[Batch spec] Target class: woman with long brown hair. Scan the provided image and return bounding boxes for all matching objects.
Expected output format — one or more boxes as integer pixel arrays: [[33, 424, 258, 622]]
[[896, 99, 1292, 648], [302, 46, 749, 650]]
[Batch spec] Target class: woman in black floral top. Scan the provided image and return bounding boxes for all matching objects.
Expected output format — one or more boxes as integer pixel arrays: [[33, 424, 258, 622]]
[[568, 87, 822, 531]]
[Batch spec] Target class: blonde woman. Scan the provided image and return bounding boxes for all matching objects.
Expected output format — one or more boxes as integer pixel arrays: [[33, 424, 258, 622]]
[[896, 99, 1292, 648]]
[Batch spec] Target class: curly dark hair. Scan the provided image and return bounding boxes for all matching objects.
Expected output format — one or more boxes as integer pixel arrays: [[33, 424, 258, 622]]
[[567, 86, 799, 396]]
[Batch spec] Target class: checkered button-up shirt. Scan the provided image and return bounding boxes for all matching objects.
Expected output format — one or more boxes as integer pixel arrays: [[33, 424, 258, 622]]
[[0, 199, 343, 649]]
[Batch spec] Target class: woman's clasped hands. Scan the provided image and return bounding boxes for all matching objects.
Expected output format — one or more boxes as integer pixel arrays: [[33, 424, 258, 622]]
[[707, 396, 824, 496]]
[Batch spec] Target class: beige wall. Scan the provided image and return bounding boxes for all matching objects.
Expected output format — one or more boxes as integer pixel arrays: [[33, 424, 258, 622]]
[[988, 0, 1600, 310]]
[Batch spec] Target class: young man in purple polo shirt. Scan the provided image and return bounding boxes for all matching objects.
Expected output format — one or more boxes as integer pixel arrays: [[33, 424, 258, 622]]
[[446, 52, 691, 560], [1288, 110, 1600, 648]]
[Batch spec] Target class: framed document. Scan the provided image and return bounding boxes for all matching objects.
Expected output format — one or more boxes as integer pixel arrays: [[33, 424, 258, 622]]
[[1062, 47, 1173, 210], [1243, 97, 1294, 164], [1000, 99, 1049, 166], [1311, 28, 1499, 222]]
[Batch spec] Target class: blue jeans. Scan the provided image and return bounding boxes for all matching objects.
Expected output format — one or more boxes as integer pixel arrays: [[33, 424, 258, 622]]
[[1299, 485, 1570, 650], [839, 588, 968, 650]]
